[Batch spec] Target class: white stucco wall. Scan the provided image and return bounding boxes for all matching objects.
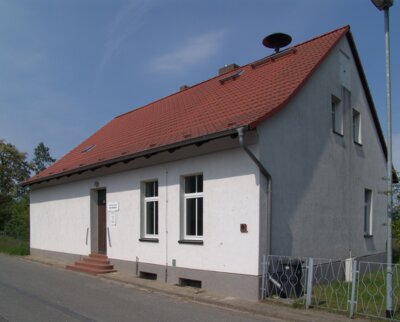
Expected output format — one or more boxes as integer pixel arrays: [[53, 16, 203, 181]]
[[30, 184, 91, 255], [30, 146, 261, 275]]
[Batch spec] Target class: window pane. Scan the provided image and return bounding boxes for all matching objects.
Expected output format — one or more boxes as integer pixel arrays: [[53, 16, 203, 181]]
[[145, 182, 154, 197], [197, 175, 203, 192], [185, 176, 197, 193], [331, 94, 343, 135], [146, 202, 154, 234], [331, 102, 336, 131], [155, 202, 158, 235], [197, 198, 203, 236], [154, 181, 158, 197], [364, 189, 372, 235], [353, 109, 361, 143], [186, 198, 196, 235]]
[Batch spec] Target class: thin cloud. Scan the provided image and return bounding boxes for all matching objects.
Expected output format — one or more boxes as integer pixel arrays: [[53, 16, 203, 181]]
[[151, 30, 227, 72], [97, 0, 155, 73]]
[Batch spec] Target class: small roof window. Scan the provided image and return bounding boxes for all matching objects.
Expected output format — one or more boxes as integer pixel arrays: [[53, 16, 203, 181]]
[[81, 144, 95, 153]]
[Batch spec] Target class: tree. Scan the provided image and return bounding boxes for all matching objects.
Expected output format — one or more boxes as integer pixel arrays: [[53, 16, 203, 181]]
[[0, 139, 32, 233], [0, 139, 32, 198], [32, 142, 55, 174]]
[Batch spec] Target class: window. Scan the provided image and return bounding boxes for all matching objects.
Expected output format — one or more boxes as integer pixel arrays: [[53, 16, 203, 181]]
[[184, 174, 203, 239], [143, 181, 158, 237], [353, 109, 361, 144], [364, 189, 373, 236], [331, 95, 343, 135]]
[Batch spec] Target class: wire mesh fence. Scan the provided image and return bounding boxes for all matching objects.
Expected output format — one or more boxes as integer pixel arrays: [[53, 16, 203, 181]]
[[262, 255, 400, 321]]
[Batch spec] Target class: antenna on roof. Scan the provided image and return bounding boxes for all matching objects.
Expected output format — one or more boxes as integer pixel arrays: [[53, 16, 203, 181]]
[[262, 33, 292, 53]]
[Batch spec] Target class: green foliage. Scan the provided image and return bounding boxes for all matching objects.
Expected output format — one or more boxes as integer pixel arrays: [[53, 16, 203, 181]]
[[0, 139, 32, 198], [32, 142, 55, 174], [0, 194, 14, 231], [0, 139, 55, 244], [4, 197, 29, 240], [0, 235, 29, 255]]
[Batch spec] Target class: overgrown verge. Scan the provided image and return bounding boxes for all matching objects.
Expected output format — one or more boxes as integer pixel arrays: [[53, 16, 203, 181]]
[[0, 235, 29, 255]]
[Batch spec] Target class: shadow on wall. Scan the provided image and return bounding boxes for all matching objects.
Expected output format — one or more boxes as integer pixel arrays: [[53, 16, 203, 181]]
[[257, 55, 381, 259]]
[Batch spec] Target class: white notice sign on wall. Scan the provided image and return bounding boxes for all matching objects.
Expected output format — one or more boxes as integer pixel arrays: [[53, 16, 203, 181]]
[[109, 213, 117, 226], [107, 202, 119, 212]]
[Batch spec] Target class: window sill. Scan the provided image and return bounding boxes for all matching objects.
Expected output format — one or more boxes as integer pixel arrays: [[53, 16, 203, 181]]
[[178, 239, 204, 245], [364, 234, 373, 238], [333, 130, 344, 137], [139, 238, 159, 243]]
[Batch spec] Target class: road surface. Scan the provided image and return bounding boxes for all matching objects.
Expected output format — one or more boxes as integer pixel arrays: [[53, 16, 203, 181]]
[[0, 254, 280, 322]]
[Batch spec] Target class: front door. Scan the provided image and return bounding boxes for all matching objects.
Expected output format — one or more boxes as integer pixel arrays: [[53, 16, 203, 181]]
[[97, 189, 107, 254]]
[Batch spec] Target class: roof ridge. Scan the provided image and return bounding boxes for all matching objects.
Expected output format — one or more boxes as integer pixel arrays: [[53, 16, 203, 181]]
[[294, 25, 349, 49], [249, 25, 349, 128], [115, 25, 350, 121]]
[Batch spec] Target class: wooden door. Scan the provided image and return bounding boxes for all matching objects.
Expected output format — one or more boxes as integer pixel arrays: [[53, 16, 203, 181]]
[[97, 189, 107, 254]]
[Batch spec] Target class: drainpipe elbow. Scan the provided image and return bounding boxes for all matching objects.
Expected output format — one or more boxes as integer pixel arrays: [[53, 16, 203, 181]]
[[237, 127, 245, 147]]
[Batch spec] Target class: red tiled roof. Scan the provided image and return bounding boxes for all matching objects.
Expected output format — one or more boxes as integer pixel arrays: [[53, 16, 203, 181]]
[[26, 26, 349, 185]]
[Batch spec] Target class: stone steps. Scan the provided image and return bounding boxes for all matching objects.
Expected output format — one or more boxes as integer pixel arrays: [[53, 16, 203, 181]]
[[66, 253, 116, 275]]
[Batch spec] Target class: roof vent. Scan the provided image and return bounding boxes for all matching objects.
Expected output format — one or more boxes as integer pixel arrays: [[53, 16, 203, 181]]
[[262, 33, 292, 53], [180, 85, 190, 91], [218, 63, 239, 76]]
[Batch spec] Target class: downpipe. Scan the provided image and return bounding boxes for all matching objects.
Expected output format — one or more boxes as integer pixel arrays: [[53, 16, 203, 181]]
[[237, 127, 272, 256]]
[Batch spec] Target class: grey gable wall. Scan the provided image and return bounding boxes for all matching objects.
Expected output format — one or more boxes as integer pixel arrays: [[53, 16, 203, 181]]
[[257, 37, 387, 259]]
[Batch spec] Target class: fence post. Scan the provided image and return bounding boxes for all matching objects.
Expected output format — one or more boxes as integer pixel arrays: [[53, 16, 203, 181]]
[[261, 254, 266, 300], [349, 259, 357, 318], [306, 257, 314, 309]]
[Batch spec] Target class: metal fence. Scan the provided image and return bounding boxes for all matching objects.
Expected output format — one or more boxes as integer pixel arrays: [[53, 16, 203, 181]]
[[262, 255, 400, 320]]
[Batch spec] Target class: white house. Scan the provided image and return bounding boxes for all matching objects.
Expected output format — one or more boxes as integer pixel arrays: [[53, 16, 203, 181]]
[[24, 26, 389, 300]]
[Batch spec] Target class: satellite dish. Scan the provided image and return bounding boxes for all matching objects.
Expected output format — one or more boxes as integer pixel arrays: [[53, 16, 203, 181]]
[[262, 33, 292, 53]]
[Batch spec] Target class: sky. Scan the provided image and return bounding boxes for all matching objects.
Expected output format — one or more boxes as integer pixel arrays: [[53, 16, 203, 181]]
[[0, 0, 399, 169]]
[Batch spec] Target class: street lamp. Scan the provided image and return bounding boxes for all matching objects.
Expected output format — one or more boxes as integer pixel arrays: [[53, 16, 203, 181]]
[[371, 0, 394, 318]]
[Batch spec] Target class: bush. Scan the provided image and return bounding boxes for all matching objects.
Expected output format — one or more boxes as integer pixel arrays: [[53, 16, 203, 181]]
[[3, 198, 29, 241]]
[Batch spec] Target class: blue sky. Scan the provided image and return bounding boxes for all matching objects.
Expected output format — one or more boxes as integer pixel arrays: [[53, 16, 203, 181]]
[[0, 0, 399, 168]]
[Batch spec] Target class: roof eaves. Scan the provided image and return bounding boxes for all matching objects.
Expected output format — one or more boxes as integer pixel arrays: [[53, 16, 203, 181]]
[[23, 127, 243, 187], [346, 31, 387, 160]]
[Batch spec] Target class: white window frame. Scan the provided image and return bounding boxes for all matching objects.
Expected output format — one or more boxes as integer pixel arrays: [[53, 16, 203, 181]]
[[183, 174, 203, 240], [143, 180, 159, 238], [352, 108, 362, 145], [364, 189, 373, 237], [331, 95, 343, 135]]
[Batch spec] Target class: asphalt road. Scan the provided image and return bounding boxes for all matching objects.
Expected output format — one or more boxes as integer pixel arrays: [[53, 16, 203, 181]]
[[0, 254, 278, 322]]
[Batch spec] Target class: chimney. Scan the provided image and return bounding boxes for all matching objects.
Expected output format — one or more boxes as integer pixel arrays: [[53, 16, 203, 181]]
[[218, 63, 239, 76]]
